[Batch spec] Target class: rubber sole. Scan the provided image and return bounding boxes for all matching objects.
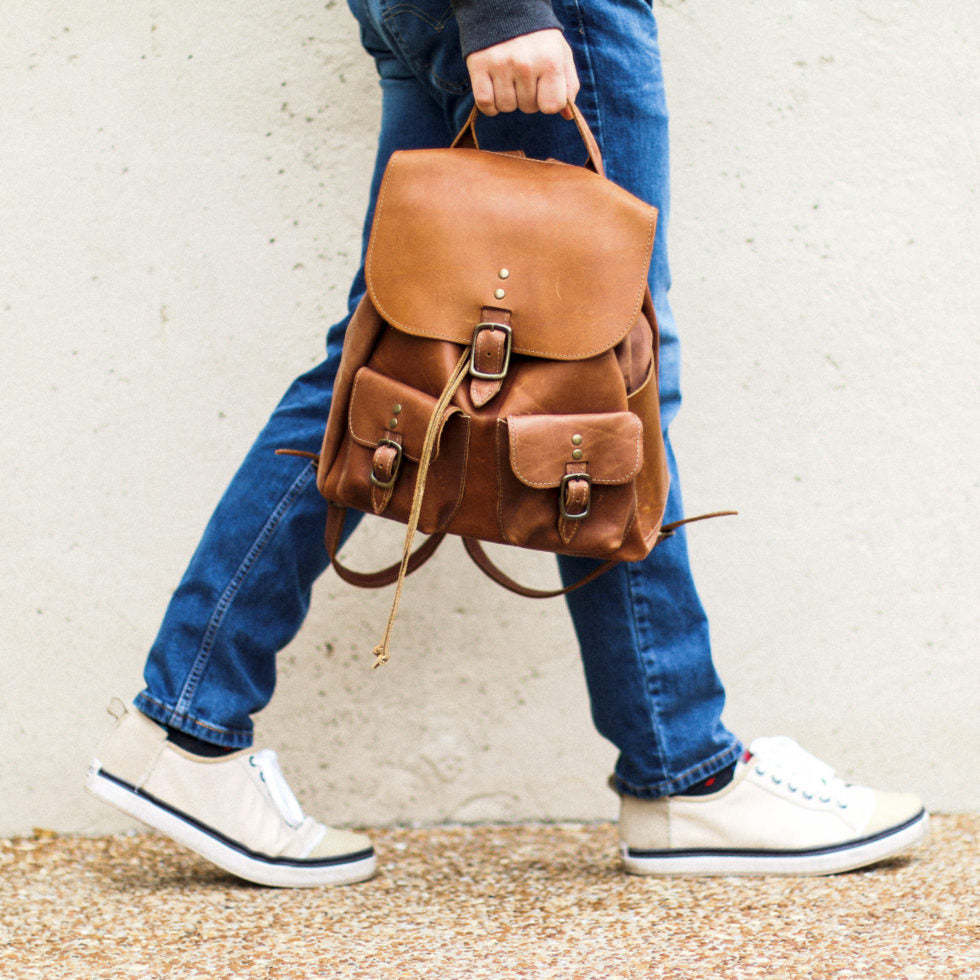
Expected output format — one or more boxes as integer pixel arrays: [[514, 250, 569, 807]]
[[621, 809, 929, 877], [87, 761, 377, 888]]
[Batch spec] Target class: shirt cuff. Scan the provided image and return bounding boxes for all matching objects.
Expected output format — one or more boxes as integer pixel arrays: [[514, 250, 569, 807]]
[[451, 0, 563, 58]]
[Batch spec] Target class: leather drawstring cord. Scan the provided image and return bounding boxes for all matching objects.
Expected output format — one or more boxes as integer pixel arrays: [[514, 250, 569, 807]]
[[372, 348, 472, 668]]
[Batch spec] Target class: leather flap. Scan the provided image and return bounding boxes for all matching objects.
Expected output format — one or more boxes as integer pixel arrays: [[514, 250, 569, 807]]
[[507, 412, 644, 488], [366, 147, 657, 360], [348, 367, 459, 463]]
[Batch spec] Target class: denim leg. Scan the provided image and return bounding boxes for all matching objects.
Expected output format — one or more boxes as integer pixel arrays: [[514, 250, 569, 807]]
[[141, 0, 740, 783], [361, 0, 741, 793], [558, 445, 741, 798], [137, 354, 352, 747], [545, 0, 741, 795], [137, 41, 457, 747]]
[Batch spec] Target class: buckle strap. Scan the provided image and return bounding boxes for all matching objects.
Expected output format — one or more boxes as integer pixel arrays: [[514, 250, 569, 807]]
[[558, 465, 590, 546], [369, 438, 403, 491], [559, 471, 592, 521], [469, 320, 512, 381], [469, 308, 512, 408], [369, 436, 402, 514]]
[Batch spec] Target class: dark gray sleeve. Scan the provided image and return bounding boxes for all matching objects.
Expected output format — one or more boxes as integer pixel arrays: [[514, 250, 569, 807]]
[[450, 0, 563, 58]]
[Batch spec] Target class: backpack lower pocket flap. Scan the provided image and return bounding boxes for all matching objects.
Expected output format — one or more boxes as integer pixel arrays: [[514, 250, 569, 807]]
[[349, 367, 461, 463], [507, 412, 644, 488]]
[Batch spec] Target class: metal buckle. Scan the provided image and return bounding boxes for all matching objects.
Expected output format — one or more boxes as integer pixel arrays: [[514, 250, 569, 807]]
[[559, 472, 592, 521], [370, 438, 404, 490], [469, 321, 513, 381]]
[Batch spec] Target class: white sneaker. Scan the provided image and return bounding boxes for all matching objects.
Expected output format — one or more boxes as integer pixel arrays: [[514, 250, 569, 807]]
[[86, 706, 376, 887], [618, 736, 928, 876]]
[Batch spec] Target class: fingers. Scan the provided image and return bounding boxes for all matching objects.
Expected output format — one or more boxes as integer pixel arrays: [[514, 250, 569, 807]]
[[466, 29, 580, 117]]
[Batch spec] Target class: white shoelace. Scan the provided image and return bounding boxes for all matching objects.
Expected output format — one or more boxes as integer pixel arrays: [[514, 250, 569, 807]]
[[748, 736, 857, 808], [248, 749, 306, 827]]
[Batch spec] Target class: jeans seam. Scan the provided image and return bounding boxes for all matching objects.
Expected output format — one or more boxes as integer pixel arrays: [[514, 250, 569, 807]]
[[381, 1, 471, 95], [569, 0, 705, 792], [568, 0, 606, 155], [621, 557, 671, 783], [171, 462, 319, 722]]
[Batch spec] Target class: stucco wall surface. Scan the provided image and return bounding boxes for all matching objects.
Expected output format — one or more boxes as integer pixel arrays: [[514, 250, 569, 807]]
[[1, 0, 976, 835]]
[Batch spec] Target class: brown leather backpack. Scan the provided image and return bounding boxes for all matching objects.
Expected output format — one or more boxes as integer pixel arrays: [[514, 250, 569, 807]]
[[282, 107, 727, 665]]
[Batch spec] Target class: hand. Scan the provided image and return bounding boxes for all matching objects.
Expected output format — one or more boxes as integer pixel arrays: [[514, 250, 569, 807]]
[[466, 29, 580, 119]]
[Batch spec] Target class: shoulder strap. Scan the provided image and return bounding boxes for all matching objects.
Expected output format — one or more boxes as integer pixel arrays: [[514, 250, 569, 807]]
[[324, 503, 446, 589], [462, 538, 615, 598], [461, 509, 739, 597]]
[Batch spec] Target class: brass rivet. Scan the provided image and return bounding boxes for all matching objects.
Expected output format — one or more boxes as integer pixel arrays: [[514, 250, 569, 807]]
[[498, 268, 510, 280], [494, 288, 506, 300], [571, 434, 584, 446], [389, 418, 399, 428], [392, 404, 402, 414], [572, 448, 584, 461]]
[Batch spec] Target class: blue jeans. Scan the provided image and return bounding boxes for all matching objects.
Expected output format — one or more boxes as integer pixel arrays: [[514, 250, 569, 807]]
[[136, 0, 741, 798]]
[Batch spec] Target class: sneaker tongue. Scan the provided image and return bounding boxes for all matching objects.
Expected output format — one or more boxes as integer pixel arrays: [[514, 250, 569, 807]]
[[250, 749, 305, 826]]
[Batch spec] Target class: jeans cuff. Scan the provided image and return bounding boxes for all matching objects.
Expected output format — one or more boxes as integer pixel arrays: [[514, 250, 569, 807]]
[[611, 740, 744, 799], [133, 691, 254, 750]]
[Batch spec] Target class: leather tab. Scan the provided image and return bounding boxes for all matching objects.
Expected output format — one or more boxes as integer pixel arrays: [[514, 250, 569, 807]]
[[370, 437, 402, 514], [558, 463, 590, 545], [470, 308, 511, 406], [561, 467, 591, 518], [658, 509, 739, 539]]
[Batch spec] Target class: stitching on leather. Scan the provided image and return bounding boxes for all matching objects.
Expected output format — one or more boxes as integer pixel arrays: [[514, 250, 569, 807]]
[[440, 415, 470, 528], [349, 368, 456, 463], [508, 415, 643, 486], [495, 420, 508, 540], [366, 155, 654, 360]]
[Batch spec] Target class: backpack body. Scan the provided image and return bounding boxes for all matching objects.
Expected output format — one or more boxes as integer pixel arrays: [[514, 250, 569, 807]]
[[316, 121, 670, 568]]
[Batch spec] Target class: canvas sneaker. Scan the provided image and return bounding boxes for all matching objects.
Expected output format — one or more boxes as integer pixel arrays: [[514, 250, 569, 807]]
[[618, 735, 928, 876], [86, 705, 376, 887]]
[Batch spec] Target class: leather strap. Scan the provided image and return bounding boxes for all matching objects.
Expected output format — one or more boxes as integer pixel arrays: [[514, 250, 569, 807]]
[[275, 448, 319, 463], [282, 452, 737, 599], [470, 308, 511, 407], [658, 510, 739, 539], [451, 102, 605, 176], [324, 503, 446, 589], [558, 463, 589, 546], [370, 438, 401, 514], [463, 508, 740, 597], [462, 537, 615, 598]]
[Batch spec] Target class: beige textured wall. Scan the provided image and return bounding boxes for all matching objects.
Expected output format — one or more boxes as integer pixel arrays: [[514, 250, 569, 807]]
[[1, 1, 976, 836]]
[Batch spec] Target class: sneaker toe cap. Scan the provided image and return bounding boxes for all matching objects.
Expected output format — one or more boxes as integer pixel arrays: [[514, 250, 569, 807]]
[[307, 826, 374, 861], [865, 790, 926, 837]]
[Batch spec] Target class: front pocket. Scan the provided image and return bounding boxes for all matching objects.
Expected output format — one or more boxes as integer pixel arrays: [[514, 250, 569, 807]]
[[497, 412, 644, 558], [325, 366, 470, 534]]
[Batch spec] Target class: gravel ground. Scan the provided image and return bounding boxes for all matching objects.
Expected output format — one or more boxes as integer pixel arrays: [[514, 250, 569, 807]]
[[1, 815, 977, 979]]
